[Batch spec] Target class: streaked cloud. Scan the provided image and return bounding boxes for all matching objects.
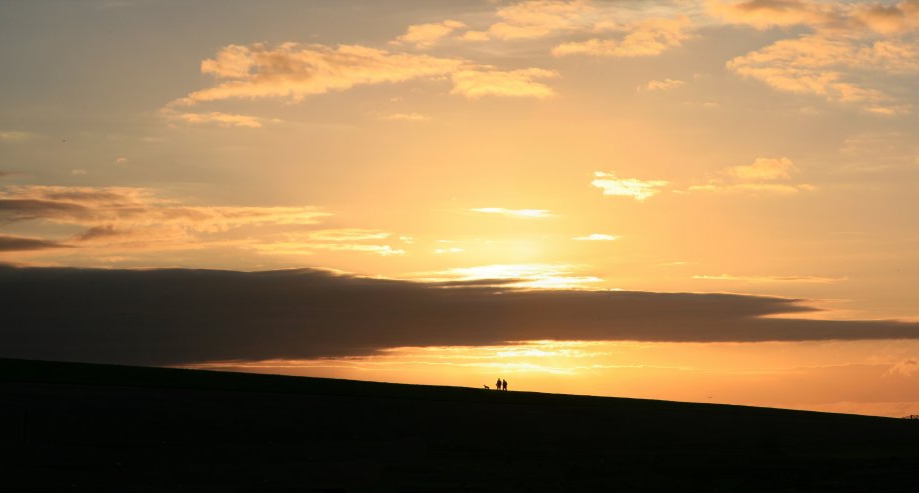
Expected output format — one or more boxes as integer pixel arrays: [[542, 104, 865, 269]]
[[552, 16, 691, 57], [450, 67, 557, 99], [573, 233, 620, 241], [423, 263, 603, 289], [0, 234, 71, 252], [171, 43, 557, 109], [243, 229, 404, 257], [306, 229, 391, 242], [435, 247, 464, 254], [378, 112, 431, 122], [391, 20, 466, 49], [161, 109, 268, 128], [688, 157, 815, 194], [693, 274, 846, 283], [591, 172, 669, 201], [638, 78, 685, 92], [487, 0, 599, 40], [3, 266, 919, 366], [715, 0, 919, 113], [0, 131, 32, 142], [471, 207, 554, 218]]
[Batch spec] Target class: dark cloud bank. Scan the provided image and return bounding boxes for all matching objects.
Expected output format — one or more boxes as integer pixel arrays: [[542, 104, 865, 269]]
[[2, 265, 919, 366]]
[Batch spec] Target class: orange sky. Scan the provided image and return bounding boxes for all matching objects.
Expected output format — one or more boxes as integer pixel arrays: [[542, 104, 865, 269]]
[[2, 0, 919, 416]]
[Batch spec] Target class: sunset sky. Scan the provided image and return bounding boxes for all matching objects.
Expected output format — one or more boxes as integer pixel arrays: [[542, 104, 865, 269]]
[[2, 0, 919, 417]]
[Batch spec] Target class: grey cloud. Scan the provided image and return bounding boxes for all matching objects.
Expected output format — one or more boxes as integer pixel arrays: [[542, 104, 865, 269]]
[[0, 235, 71, 252], [0, 199, 91, 223], [2, 266, 919, 367]]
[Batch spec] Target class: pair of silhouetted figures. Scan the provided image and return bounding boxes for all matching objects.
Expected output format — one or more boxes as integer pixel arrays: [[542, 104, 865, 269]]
[[495, 378, 508, 391]]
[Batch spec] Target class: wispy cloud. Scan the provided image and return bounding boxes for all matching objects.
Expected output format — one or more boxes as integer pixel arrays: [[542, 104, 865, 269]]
[[450, 67, 558, 99], [423, 263, 603, 289], [170, 43, 557, 109], [688, 157, 815, 194], [0, 131, 32, 142], [638, 78, 685, 92], [391, 20, 466, 49], [573, 233, 619, 241], [693, 274, 846, 283], [591, 172, 669, 201], [553, 16, 691, 57], [471, 207, 554, 218], [161, 109, 268, 128], [243, 229, 404, 257], [486, 0, 600, 40], [0, 234, 71, 252], [378, 112, 431, 122], [0, 185, 330, 256], [713, 0, 919, 114]]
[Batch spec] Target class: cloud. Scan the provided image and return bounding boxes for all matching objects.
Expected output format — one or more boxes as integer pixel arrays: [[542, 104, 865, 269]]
[[421, 263, 603, 289], [434, 247, 464, 254], [0, 235, 71, 252], [378, 112, 431, 122], [552, 16, 691, 57], [161, 109, 267, 128], [713, 0, 919, 113], [171, 42, 557, 106], [707, 0, 841, 30], [639, 78, 685, 92], [449, 67, 558, 99], [688, 157, 815, 194], [3, 266, 919, 366], [471, 207, 554, 218], [391, 20, 466, 49], [693, 274, 845, 283], [885, 359, 919, 377], [591, 172, 669, 201], [0, 185, 327, 233], [487, 0, 598, 40], [243, 229, 404, 257], [726, 156, 796, 181], [573, 233, 619, 241], [0, 185, 329, 254], [0, 131, 32, 142]]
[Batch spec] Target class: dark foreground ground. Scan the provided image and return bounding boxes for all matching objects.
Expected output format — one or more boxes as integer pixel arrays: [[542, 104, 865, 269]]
[[2, 359, 919, 492]]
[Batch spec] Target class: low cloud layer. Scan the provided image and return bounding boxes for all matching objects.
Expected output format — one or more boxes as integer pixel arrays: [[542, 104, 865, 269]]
[[3, 266, 919, 367]]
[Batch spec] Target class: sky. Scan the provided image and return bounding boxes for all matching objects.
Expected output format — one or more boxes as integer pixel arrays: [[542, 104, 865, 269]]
[[2, 0, 919, 417]]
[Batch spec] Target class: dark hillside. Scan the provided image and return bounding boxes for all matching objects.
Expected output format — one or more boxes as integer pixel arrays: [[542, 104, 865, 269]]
[[2, 358, 918, 492]]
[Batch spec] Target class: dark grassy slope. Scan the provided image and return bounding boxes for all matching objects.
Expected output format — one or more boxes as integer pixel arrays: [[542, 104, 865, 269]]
[[2, 359, 919, 492]]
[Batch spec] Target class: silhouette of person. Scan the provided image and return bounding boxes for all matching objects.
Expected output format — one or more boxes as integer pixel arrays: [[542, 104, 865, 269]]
[[496, 378, 502, 390], [502, 379, 508, 391]]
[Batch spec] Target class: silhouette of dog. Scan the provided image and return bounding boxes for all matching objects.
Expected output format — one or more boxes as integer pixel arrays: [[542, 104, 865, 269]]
[[484, 385, 490, 389]]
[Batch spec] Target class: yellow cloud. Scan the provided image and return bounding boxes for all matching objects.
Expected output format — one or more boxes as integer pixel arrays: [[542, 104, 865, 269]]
[[173, 43, 557, 106], [693, 274, 845, 283], [552, 16, 691, 57], [450, 67, 558, 99], [161, 109, 266, 128], [0, 185, 328, 234], [688, 157, 815, 194], [422, 263, 603, 289], [0, 131, 32, 142], [378, 112, 432, 122], [391, 20, 466, 49], [471, 207, 554, 218], [714, 0, 919, 113], [591, 172, 669, 201], [638, 78, 685, 92], [488, 0, 596, 40], [573, 233, 620, 241], [726, 156, 796, 181]]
